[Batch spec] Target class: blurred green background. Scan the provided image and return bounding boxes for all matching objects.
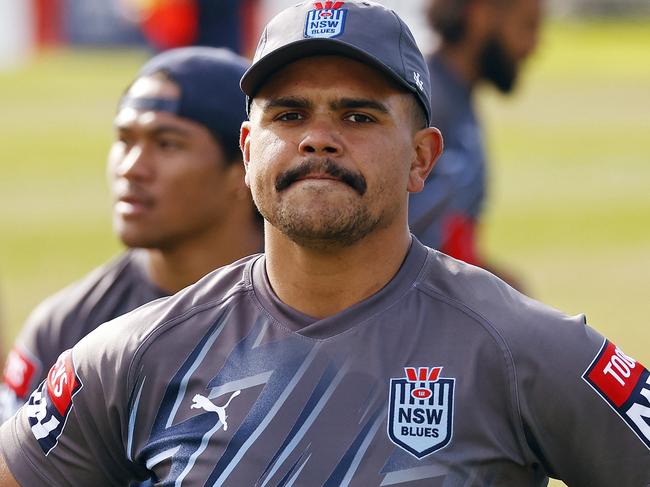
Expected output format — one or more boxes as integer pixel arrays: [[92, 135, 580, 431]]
[[480, 19, 650, 363], [0, 19, 649, 486]]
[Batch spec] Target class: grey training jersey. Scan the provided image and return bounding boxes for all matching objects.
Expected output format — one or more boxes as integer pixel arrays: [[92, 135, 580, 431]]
[[2, 239, 649, 486], [0, 250, 166, 422]]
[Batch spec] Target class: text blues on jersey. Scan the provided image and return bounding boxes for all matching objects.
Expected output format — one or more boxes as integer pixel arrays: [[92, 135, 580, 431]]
[[304, 2, 347, 39], [388, 367, 455, 459]]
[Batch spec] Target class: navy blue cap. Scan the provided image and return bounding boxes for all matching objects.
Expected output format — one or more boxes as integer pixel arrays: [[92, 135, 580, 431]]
[[133, 47, 249, 159], [240, 1, 431, 126]]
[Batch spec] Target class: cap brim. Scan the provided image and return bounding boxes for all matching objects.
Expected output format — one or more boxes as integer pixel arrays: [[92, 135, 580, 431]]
[[240, 38, 417, 100]]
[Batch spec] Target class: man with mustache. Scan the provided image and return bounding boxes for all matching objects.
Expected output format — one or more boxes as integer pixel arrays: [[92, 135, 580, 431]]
[[409, 0, 541, 287], [0, 2, 648, 486], [0, 47, 262, 422]]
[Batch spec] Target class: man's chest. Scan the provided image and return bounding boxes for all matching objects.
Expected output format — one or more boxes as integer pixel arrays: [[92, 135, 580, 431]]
[[131, 319, 539, 486]]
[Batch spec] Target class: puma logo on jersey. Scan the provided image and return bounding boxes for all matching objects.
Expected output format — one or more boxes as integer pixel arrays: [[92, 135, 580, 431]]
[[191, 390, 241, 431]]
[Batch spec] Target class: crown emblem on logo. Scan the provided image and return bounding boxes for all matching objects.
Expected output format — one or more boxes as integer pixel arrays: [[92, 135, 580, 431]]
[[313, 2, 344, 10]]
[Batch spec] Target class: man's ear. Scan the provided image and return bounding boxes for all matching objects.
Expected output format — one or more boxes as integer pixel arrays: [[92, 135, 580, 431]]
[[240, 121, 252, 188], [407, 127, 444, 193]]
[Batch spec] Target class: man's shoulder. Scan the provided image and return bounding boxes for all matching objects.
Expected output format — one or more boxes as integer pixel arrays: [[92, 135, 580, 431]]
[[88, 252, 260, 349], [27, 251, 149, 320], [71, 253, 261, 391], [415, 245, 587, 347]]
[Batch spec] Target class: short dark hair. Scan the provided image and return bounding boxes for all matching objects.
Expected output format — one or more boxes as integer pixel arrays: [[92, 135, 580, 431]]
[[378, 73, 428, 130], [407, 95, 429, 131]]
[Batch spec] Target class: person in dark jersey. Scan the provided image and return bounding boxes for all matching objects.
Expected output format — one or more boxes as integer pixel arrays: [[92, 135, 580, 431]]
[[1, 2, 648, 486], [0, 47, 262, 422], [409, 0, 541, 288]]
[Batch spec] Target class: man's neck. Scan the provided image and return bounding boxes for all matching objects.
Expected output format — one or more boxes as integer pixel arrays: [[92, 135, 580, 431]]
[[264, 224, 412, 319], [145, 220, 263, 294]]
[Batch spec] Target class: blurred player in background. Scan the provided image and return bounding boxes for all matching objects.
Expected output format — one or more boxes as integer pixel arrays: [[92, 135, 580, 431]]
[[0, 46, 262, 422], [409, 0, 541, 288]]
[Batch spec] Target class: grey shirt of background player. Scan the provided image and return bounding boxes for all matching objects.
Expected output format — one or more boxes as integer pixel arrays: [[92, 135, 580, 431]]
[[0, 46, 260, 425], [0, 250, 165, 421], [1, 239, 648, 486], [408, 53, 486, 249]]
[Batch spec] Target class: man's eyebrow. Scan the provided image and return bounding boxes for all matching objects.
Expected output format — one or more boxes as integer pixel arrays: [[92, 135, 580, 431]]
[[331, 98, 389, 113], [261, 96, 313, 111], [258, 96, 389, 114]]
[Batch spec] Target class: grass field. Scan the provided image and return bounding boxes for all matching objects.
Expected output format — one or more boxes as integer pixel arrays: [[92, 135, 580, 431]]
[[0, 19, 649, 485], [480, 19, 650, 361]]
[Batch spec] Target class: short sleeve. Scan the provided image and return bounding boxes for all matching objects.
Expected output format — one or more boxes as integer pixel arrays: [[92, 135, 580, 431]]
[[513, 315, 650, 485], [0, 305, 58, 423], [0, 320, 149, 486]]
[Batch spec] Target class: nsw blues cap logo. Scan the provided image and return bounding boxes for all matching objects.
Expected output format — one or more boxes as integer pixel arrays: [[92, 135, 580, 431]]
[[305, 1, 347, 39]]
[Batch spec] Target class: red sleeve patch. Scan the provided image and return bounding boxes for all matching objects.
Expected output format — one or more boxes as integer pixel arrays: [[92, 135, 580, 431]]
[[26, 349, 83, 455], [3, 346, 38, 399], [583, 339, 650, 450], [585, 340, 644, 407], [46, 350, 79, 416]]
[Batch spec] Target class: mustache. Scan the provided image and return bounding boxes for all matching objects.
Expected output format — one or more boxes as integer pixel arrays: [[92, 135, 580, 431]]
[[275, 158, 367, 195]]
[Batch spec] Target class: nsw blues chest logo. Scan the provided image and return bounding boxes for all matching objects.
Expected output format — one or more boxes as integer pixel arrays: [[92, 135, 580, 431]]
[[388, 367, 455, 459], [304, 2, 347, 39]]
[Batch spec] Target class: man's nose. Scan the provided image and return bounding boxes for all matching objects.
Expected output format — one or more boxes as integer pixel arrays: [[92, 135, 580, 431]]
[[114, 144, 154, 181], [298, 119, 343, 156]]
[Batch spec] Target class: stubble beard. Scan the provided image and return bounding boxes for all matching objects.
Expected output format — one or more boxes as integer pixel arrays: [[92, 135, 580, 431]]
[[256, 187, 393, 251], [256, 157, 394, 250]]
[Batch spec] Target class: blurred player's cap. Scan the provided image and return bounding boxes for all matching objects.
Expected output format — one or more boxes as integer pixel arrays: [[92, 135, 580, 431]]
[[240, 0, 431, 125], [124, 47, 249, 157]]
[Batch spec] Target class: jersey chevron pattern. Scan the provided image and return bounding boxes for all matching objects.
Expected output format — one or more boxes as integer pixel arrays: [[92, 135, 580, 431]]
[[2, 239, 649, 486]]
